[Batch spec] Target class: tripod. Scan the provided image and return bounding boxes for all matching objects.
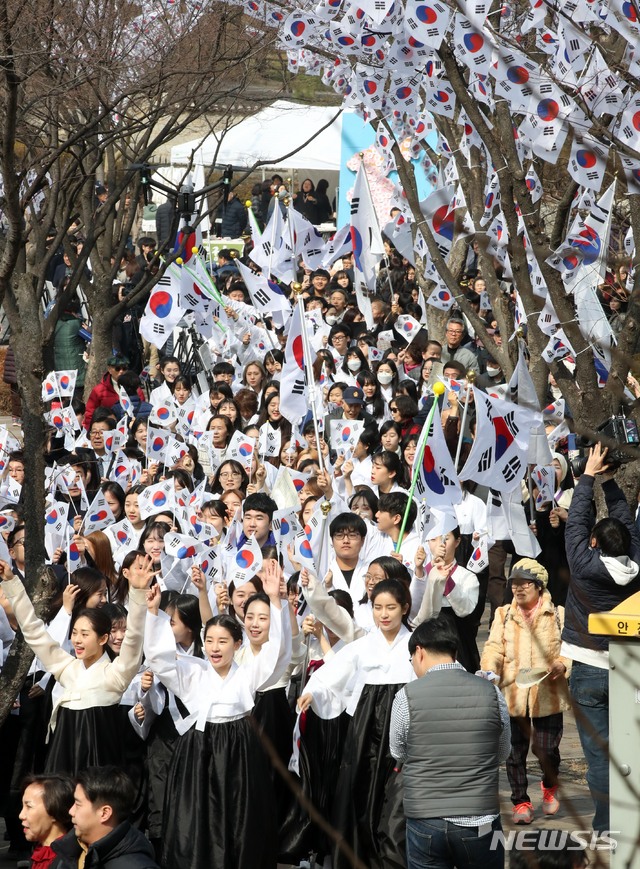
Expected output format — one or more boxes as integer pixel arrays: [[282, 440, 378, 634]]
[[173, 322, 213, 393]]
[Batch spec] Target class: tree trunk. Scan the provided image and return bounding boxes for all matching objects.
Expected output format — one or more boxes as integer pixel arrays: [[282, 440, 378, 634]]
[[0, 565, 57, 728], [83, 304, 114, 399], [0, 275, 55, 727]]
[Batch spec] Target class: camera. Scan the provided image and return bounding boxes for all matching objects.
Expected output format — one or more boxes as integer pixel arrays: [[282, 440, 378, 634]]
[[567, 412, 640, 475]]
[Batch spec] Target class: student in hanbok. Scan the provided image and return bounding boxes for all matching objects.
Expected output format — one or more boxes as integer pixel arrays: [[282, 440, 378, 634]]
[[237, 585, 304, 847], [0, 554, 154, 774], [298, 579, 414, 869], [301, 557, 412, 639], [412, 525, 480, 671], [102, 602, 149, 829], [140, 592, 203, 859], [143, 560, 291, 869]]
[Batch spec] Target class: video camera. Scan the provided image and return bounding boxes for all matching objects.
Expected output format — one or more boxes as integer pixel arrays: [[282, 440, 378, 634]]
[[568, 412, 640, 476]]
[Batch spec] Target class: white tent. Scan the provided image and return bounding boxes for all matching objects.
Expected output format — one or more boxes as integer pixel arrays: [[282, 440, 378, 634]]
[[170, 100, 343, 172]]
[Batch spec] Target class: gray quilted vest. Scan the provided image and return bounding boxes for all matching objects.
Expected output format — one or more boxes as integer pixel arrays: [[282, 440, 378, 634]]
[[403, 668, 502, 818]]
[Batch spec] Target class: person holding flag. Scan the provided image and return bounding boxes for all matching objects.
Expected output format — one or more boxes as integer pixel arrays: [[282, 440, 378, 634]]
[[143, 559, 291, 869], [297, 578, 414, 869], [411, 521, 480, 671]]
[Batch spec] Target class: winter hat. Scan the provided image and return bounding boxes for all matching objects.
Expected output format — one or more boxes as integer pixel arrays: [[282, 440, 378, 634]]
[[509, 558, 548, 589], [552, 452, 568, 484]]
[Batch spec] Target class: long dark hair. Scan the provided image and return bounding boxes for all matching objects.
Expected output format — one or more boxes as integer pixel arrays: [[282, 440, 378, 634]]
[[227, 577, 264, 623], [210, 460, 249, 496], [139, 521, 171, 563], [166, 594, 203, 658], [372, 450, 408, 489], [100, 482, 125, 520], [356, 370, 385, 420]]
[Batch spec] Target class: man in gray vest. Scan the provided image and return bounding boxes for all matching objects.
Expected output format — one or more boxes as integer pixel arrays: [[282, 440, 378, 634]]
[[390, 616, 511, 869]]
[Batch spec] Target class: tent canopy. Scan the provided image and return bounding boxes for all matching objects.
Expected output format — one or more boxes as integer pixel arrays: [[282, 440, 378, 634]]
[[170, 100, 343, 172]]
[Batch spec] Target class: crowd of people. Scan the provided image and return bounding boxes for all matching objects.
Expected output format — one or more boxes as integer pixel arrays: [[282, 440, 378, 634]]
[[0, 201, 633, 869]]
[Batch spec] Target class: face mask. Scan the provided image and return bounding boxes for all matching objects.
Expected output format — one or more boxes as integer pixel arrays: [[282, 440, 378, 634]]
[[347, 359, 362, 372], [325, 314, 337, 325], [378, 372, 393, 385], [486, 366, 501, 377]]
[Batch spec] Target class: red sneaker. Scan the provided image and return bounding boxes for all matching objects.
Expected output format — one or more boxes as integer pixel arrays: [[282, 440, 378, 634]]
[[512, 801, 534, 824], [541, 782, 560, 815]]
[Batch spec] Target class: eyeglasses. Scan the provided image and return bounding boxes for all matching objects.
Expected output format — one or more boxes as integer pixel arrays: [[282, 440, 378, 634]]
[[219, 471, 242, 479], [364, 573, 384, 583], [12, 539, 25, 546], [333, 531, 362, 541], [510, 580, 535, 589]]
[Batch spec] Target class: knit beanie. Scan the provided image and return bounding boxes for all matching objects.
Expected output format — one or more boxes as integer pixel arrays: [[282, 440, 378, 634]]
[[552, 452, 568, 484], [509, 558, 549, 589]]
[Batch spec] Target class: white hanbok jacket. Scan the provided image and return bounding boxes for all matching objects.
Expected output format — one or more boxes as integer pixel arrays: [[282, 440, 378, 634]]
[[143, 601, 291, 729], [305, 624, 415, 719]]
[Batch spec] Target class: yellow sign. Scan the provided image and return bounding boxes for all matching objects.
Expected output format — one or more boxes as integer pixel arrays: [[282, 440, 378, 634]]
[[588, 591, 640, 638]]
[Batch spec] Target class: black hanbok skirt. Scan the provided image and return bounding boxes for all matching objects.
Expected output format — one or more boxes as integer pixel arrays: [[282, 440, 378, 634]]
[[45, 705, 125, 775], [279, 708, 350, 863], [253, 687, 294, 833], [439, 606, 480, 673], [116, 704, 147, 829], [332, 683, 407, 869], [146, 706, 181, 842], [161, 716, 277, 869]]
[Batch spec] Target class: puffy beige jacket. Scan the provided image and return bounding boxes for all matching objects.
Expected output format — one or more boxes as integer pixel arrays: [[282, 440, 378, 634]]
[[480, 590, 571, 718]]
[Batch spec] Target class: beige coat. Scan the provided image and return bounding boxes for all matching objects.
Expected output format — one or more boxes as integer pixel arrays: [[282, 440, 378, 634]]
[[480, 590, 572, 718]]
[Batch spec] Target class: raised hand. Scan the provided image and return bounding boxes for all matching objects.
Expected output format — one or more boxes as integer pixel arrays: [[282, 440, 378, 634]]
[[146, 583, 161, 614], [134, 703, 146, 722], [0, 560, 16, 583], [191, 565, 206, 592], [302, 615, 322, 639], [62, 584, 81, 615], [585, 443, 610, 476], [140, 670, 154, 692], [316, 469, 333, 499], [262, 559, 282, 605], [215, 582, 230, 611], [128, 554, 156, 589]]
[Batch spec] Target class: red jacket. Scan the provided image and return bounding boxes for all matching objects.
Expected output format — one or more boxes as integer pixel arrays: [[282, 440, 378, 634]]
[[83, 372, 144, 429]]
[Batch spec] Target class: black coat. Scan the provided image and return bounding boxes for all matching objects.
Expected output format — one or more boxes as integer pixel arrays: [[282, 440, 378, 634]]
[[52, 822, 158, 869], [562, 476, 640, 651], [219, 197, 248, 238]]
